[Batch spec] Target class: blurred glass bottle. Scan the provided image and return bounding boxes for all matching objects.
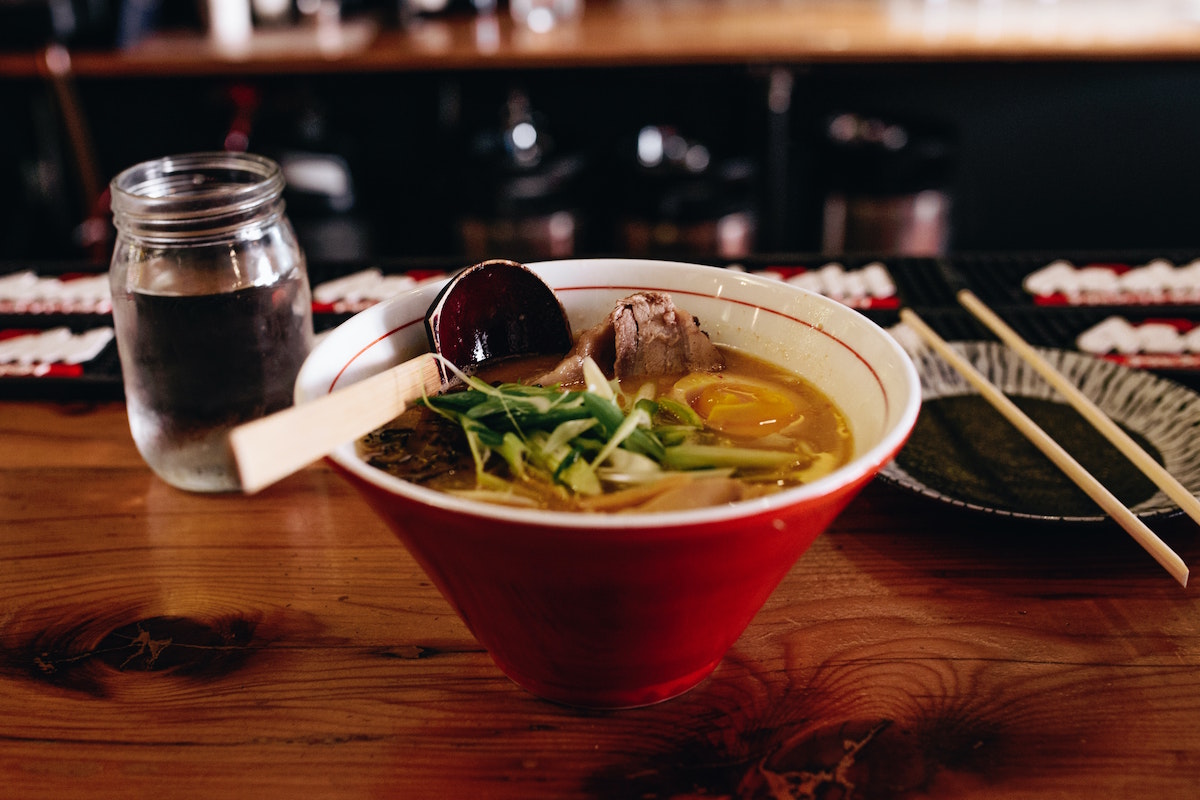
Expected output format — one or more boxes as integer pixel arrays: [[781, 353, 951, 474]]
[[459, 88, 585, 260], [510, 0, 581, 33], [619, 124, 758, 259], [109, 152, 314, 493], [819, 111, 955, 256]]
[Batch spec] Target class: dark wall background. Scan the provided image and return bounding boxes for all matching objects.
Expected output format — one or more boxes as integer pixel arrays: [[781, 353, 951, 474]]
[[3, 59, 1199, 264], [792, 61, 1200, 254]]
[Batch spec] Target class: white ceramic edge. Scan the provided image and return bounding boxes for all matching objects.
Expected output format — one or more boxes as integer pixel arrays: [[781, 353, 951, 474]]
[[295, 258, 922, 532]]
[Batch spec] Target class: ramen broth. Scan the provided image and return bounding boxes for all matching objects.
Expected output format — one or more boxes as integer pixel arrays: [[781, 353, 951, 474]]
[[357, 346, 853, 513]]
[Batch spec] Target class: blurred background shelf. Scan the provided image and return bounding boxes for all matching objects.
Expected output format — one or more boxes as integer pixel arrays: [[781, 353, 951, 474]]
[[6, 0, 1200, 78]]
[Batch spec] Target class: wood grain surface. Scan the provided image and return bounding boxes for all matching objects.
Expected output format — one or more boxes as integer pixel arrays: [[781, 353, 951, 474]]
[[2, 400, 1199, 799]]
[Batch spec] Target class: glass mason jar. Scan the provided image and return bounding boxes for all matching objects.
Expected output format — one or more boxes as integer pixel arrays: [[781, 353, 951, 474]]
[[109, 152, 314, 492]]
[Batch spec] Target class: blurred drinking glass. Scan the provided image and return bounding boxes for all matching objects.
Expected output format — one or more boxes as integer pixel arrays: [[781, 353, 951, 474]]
[[108, 152, 314, 493]]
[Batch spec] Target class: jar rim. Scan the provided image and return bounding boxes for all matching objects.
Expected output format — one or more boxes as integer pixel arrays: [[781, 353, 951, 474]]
[[110, 151, 284, 220], [110, 152, 286, 239]]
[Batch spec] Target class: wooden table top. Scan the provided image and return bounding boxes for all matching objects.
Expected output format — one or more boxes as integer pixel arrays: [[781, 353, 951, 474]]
[[2, 398, 1199, 798]]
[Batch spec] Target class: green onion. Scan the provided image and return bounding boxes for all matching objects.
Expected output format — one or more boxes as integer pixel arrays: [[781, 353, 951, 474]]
[[591, 404, 653, 469], [656, 396, 704, 428], [543, 417, 599, 454], [412, 352, 812, 499], [578, 392, 665, 461], [496, 432, 528, 479], [662, 443, 799, 471], [583, 357, 616, 401]]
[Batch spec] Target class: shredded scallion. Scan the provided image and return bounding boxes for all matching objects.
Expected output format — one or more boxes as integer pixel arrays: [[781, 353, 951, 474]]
[[417, 354, 809, 499]]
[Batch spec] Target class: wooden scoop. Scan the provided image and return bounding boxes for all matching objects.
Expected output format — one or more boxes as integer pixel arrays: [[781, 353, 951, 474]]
[[230, 259, 572, 494]]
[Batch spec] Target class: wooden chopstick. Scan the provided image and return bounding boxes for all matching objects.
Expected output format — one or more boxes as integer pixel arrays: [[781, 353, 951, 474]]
[[899, 307, 1189, 587], [230, 352, 444, 494], [958, 289, 1200, 530]]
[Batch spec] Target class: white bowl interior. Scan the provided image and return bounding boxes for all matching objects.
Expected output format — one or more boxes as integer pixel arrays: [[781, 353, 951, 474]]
[[296, 259, 921, 528]]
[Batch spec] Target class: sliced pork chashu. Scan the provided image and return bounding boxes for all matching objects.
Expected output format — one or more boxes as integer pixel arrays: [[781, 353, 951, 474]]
[[532, 291, 724, 386]]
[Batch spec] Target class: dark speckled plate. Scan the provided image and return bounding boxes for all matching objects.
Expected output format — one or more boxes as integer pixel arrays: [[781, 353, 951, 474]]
[[879, 340, 1200, 523]]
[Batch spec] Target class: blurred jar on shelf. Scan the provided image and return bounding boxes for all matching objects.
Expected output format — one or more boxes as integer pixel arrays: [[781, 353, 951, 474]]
[[618, 125, 758, 260], [510, 0, 582, 33], [458, 89, 586, 261], [397, 0, 498, 24], [819, 111, 955, 256]]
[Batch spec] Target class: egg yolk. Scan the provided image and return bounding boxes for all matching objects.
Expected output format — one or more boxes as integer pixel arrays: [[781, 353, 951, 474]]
[[689, 380, 801, 438]]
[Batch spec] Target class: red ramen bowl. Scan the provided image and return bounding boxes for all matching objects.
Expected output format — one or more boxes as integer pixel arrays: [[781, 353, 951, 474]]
[[296, 259, 920, 708]]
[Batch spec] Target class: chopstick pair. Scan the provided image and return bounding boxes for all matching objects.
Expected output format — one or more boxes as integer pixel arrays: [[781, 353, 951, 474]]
[[900, 290, 1190, 587]]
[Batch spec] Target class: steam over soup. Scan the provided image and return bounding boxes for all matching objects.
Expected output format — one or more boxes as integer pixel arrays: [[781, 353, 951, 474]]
[[357, 294, 852, 513]]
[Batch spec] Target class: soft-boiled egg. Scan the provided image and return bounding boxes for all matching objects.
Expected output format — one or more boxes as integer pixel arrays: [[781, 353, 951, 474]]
[[670, 372, 804, 439]]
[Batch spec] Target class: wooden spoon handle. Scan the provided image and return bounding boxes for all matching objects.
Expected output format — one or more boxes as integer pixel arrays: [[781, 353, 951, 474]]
[[230, 352, 443, 494]]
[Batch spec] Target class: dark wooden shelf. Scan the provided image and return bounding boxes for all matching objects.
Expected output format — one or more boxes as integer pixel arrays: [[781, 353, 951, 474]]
[[5, 1, 1200, 79]]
